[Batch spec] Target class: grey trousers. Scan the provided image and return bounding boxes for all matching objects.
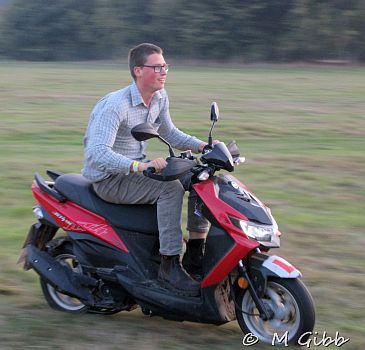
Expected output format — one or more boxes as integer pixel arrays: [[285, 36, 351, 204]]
[[93, 172, 209, 255]]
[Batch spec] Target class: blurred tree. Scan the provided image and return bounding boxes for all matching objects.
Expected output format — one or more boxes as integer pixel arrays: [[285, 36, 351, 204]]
[[0, 0, 364, 61], [1, 0, 99, 60], [282, 0, 365, 61]]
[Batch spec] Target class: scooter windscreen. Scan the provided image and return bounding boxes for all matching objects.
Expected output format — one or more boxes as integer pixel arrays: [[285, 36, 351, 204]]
[[201, 142, 234, 172], [144, 157, 197, 181]]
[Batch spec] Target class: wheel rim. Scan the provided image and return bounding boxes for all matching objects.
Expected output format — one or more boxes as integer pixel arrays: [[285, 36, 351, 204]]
[[46, 253, 86, 311], [241, 281, 301, 343]]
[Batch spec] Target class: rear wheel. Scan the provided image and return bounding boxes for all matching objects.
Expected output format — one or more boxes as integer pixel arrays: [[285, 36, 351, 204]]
[[236, 278, 315, 345], [40, 242, 89, 314]]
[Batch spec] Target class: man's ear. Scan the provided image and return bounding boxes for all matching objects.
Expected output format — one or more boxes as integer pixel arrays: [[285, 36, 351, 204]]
[[134, 66, 142, 78]]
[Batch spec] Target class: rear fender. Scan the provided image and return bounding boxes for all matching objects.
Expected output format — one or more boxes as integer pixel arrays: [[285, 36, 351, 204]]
[[18, 223, 59, 270], [22, 222, 59, 249]]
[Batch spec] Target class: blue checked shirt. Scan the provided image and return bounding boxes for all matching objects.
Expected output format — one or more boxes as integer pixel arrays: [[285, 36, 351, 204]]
[[82, 82, 203, 182]]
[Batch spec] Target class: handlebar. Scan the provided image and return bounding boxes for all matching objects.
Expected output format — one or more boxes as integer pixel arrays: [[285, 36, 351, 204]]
[[142, 156, 198, 182], [141, 141, 243, 182]]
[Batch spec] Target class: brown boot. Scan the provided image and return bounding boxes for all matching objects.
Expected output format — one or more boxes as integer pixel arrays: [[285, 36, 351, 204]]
[[158, 255, 200, 297], [182, 239, 205, 280]]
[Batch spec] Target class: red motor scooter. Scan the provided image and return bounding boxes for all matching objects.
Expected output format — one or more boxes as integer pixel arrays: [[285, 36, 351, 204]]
[[20, 103, 315, 345]]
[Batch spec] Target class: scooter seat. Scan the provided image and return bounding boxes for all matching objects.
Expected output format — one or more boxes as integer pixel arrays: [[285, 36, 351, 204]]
[[54, 174, 159, 235]]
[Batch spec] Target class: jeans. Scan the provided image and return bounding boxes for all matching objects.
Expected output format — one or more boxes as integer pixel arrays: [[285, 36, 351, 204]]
[[93, 172, 209, 255]]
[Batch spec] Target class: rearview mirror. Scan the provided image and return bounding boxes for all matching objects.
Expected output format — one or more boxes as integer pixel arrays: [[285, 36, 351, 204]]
[[131, 122, 160, 141], [210, 102, 219, 122], [131, 122, 176, 157]]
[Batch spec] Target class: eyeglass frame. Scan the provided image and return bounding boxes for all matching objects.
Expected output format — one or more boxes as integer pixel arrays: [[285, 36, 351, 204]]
[[140, 64, 169, 73]]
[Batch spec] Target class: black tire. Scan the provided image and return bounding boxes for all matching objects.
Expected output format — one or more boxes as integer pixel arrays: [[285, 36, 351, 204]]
[[40, 240, 90, 314], [236, 278, 315, 345]]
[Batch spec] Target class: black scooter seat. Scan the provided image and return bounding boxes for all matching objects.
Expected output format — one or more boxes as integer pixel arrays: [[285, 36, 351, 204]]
[[54, 174, 158, 235]]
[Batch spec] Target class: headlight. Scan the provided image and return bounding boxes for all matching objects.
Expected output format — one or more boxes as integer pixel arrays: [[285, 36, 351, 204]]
[[229, 217, 280, 246], [239, 221, 275, 241], [197, 170, 210, 181]]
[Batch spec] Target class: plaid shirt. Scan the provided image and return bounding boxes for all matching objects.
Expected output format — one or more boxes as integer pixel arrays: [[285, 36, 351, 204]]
[[82, 82, 203, 182]]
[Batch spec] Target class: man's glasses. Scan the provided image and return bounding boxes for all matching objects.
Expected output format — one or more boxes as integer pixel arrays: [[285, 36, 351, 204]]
[[141, 64, 169, 73]]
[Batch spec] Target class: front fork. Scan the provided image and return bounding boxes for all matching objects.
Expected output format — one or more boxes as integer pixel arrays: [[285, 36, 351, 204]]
[[235, 252, 302, 321], [236, 260, 273, 321]]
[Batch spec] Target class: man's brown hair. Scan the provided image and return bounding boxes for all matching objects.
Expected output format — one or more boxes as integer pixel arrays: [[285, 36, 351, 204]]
[[128, 43, 163, 80]]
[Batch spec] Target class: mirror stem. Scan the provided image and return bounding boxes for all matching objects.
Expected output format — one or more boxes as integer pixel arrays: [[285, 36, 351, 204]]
[[208, 121, 216, 146], [158, 136, 175, 157]]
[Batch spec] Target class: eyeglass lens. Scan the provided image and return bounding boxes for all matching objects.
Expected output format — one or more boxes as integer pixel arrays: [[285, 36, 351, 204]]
[[154, 64, 169, 73]]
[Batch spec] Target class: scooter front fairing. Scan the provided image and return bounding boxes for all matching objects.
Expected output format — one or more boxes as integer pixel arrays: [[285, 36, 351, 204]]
[[193, 177, 260, 288]]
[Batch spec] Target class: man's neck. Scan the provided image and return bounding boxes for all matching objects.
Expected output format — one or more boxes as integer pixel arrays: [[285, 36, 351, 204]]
[[136, 81, 154, 107]]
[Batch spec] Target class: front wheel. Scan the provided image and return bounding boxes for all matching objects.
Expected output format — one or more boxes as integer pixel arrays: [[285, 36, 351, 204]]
[[236, 278, 315, 345]]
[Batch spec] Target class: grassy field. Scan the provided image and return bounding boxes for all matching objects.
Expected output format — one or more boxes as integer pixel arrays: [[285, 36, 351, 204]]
[[0, 61, 364, 349]]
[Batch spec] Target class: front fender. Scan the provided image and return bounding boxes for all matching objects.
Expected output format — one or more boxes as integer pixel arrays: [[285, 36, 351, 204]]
[[247, 253, 301, 297], [262, 255, 302, 278]]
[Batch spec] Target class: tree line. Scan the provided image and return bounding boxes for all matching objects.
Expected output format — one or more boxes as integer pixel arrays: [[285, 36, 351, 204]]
[[0, 0, 364, 62]]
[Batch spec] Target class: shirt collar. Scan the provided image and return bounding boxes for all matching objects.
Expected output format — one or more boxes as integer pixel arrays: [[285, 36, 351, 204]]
[[130, 81, 163, 107]]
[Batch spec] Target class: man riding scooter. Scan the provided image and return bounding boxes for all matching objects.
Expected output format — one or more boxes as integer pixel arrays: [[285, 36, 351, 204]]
[[82, 43, 214, 296]]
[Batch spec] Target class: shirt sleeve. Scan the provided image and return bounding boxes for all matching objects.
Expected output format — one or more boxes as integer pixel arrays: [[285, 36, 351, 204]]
[[84, 106, 133, 175], [157, 95, 204, 153]]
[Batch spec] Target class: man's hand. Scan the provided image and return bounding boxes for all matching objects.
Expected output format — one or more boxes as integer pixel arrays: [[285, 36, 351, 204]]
[[198, 140, 220, 153], [139, 158, 167, 173]]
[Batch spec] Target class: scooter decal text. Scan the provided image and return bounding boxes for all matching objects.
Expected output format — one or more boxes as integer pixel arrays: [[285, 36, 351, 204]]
[[52, 211, 85, 232]]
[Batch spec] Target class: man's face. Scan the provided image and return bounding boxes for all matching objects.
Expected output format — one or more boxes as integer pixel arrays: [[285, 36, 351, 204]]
[[134, 53, 167, 93]]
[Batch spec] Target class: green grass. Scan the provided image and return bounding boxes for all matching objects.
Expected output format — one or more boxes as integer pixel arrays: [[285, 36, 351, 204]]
[[0, 61, 364, 349]]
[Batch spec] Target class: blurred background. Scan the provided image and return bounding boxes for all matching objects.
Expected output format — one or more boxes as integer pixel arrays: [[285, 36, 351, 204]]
[[0, 0, 365, 62], [0, 1, 364, 350]]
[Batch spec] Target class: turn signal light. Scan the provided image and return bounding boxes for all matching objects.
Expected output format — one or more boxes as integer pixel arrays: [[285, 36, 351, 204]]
[[237, 277, 248, 289]]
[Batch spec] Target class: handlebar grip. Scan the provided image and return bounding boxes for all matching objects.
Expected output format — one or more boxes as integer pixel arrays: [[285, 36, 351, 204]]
[[143, 167, 156, 177], [202, 144, 213, 154]]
